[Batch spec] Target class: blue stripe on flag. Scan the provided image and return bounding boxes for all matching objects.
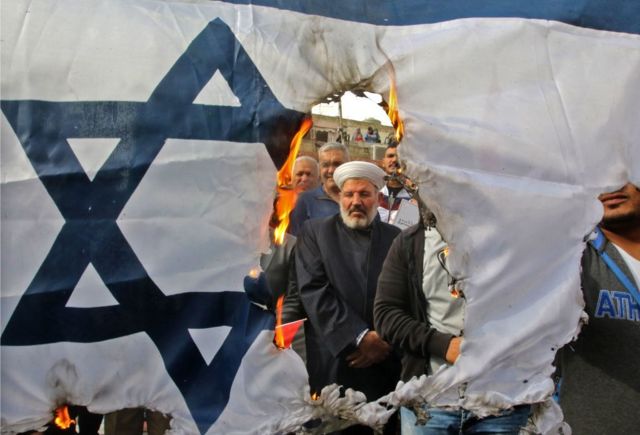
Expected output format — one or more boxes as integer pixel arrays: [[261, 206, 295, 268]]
[[1, 17, 303, 434], [219, 0, 640, 34]]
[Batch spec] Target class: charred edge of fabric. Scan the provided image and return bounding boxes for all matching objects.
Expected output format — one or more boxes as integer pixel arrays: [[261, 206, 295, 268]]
[[311, 78, 376, 109], [458, 382, 467, 399], [306, 19, 380, 92], [305, 18, 394, 107], [305, 21, 398, 118], [45, 359, 79, 405], [411, 403, 430, 426]]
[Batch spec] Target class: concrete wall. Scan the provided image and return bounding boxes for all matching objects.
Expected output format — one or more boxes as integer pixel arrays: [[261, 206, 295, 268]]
[[300, 114, 394, 162]]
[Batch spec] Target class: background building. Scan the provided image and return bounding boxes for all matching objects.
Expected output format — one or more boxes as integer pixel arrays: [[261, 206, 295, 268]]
[[300, 114, 395, 161]]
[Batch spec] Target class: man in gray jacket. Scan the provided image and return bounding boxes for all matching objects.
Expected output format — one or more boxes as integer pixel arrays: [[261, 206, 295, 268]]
[[374, 205, 530, 434], [560, 182, 640, 434]]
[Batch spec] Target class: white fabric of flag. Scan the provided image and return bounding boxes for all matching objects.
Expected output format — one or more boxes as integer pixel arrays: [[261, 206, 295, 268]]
[[2, 0, 639, 434]]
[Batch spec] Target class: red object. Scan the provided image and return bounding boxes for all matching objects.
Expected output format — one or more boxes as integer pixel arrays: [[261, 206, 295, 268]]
[[274, 318, 305, 349]]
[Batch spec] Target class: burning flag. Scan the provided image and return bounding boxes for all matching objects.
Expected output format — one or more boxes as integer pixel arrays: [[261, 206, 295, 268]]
[[2, 0, 639, 434], [386, 68, 404, 143], [274, 118, 313, 245], [273, 292, 305, 350], [53, 406, 75, 430]]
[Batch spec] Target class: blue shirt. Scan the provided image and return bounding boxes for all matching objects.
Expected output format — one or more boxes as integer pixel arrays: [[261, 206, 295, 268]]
[[288, 185, 339, 236]]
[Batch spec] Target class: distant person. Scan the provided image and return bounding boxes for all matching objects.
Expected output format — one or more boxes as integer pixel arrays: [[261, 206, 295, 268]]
[[384, 132, 394, 145], [364, 126, 377, 143], [560, 182, 640, 434], [336, 127, 349, 144], [378, 143, 412, 226], [296, 161, 401, 433], [292, 156, 320, 193], [354, 128, 364, 142], [288, 142, 349, 236]]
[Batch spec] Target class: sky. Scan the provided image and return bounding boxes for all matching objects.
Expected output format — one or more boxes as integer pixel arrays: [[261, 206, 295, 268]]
[[311, 91, 393, 126]]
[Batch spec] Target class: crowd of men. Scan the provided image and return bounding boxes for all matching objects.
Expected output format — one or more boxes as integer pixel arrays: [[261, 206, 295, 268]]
[[276, 142, 639, 434], [31, 142, 639, 435]]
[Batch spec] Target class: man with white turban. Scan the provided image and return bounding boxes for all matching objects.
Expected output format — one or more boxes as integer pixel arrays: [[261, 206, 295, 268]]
[[295, 161, 402, 433]]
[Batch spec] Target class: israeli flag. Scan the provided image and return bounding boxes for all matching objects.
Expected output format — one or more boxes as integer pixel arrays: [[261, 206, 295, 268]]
[[2, 0, 639, 433]]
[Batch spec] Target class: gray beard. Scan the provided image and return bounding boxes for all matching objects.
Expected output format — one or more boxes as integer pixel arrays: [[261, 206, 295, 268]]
[[340, 206, 376, 230]]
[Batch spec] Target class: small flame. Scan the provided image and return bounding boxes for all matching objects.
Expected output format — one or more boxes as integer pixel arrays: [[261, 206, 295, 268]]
[[274, 118, 314, 245], [311, 392, 320, 401], [54, 405, 75, 429], [273, 294, 285, 349], [248, 267, 260, 279], [387, 69, 404, 143]]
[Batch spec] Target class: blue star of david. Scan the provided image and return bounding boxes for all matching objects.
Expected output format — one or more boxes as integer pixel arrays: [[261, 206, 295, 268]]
[[1, 18, 304, 434]]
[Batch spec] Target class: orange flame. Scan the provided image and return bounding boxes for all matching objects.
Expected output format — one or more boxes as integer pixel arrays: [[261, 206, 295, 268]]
[[274, 294, 285, 349], [387, 70, 404, 143], [311, 392, 320, 401], [54, 405, 75, 429], [274, 118, 313, 245], [248, 267, 260, 279]]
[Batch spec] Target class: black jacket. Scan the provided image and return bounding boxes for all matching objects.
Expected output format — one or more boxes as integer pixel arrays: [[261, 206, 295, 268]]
[[296, 214, 401, 399], [374, 222, 454, 381]]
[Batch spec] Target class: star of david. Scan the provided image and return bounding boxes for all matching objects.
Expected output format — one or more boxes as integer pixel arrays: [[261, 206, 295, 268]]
[[1, 18, 304, 434]]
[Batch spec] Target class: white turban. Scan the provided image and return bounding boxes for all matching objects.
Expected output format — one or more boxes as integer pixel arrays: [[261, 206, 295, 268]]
[[333, 161, 386, 190]]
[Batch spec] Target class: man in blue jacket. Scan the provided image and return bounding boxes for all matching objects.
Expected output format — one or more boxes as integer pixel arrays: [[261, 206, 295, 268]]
[[288, 142, 348, 236]]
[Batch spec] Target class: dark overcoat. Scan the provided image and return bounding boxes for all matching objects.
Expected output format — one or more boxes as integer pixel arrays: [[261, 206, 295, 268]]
[[295, 214, 401, 400]]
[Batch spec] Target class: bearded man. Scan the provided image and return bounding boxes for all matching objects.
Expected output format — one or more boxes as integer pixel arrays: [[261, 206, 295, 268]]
[[560, 182, 640, 434], [295, 161, 401, 412], [378, 143, 413, 225]]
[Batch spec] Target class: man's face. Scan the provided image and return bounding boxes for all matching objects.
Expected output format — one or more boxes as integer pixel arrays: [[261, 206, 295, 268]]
[[382, 147, 399, 175], [319, 149, 346, 191], [292, 160, 319, 193], [599, 183, 640, 229], [339, 178, 379, 229]]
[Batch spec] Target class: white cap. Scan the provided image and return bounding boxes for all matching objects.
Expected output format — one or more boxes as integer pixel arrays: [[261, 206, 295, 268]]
[[333, 161, 386, 190]]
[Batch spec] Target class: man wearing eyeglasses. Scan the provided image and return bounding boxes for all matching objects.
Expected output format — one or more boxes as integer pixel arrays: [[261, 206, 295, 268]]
[[288, 142, 349, 236]]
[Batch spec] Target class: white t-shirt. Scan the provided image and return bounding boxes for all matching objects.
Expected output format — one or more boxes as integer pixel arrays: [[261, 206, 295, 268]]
[[378, 185, 412, 225], [612, 243, 640, 288]]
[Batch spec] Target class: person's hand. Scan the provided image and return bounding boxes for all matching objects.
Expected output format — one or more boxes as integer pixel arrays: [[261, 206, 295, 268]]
[[346, 331, 391, 368], [445, 337, 462, 364]]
